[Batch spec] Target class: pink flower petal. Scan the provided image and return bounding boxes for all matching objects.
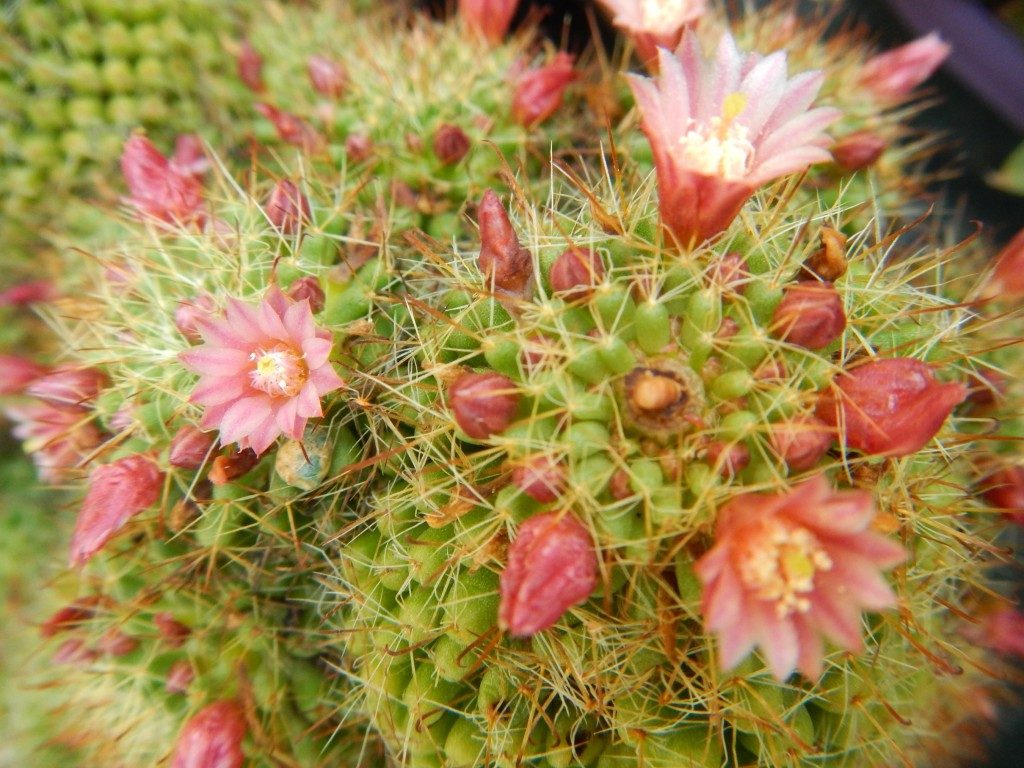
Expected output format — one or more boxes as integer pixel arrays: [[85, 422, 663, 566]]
[[180, 348, 250, 377]]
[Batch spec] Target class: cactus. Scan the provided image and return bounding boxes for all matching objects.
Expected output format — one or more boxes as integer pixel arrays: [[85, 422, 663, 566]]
[[3, 1, 1023, 767]]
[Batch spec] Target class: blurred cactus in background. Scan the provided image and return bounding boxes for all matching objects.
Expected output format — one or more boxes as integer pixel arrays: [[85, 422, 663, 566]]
[[1, 1, 1024, 767]]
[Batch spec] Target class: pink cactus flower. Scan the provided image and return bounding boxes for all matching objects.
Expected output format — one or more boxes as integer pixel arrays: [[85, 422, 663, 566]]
[[121, 136, 205, 225], [171, 700, 247, 768], [0, 279, 57, 307], [179, 288, 344, 455], [236, 40, 265, 92], [695, 475, 906, 679], [597, 0, 707, 68], [307, 55, 347, 98], [26, 367, 107, 408], [859, 32, 951, 102], [512, 52, 577, 128], [69, 453, 164, 566], [459, 0, 519, 43], [815, 358, 966, 457], [0, 355, 49, 395], [255, 103, 324, 153], [982, 229, 1024, 300], [175, 295, 217, 342], [627, 33, 839, 247], [963, 607, 1024, 660], [169, 134, 210, 178], [500, 512, 598, 636], [5, 401, 104, 482]]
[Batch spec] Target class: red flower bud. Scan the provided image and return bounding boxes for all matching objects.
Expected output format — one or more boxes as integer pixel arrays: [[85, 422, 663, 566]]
[[237, 40, 265, 92], [459, 0, 519, 43], [255, 103, 323, 153], [859, 32, 950, 102], [832, 130, 887, 171], [550, 246, 604, 299], [170, 134, 209, 178], [27, 367, 107, 408], [708, 252, 749, 294], [432, 123, 471, 165], [171, 700, 247, 768], [265, 179, 311, 235], [520, 333, 557, 371], [770, 282, 846, 350], [769, 416, 833, 471], [477, 189, 532, 293], [209, 449, 260, 486], [307, 55, 347, 98], [706, 441, 750, 477], [175, 295, 216, 342], [0, 279, 57, 306], [512, 455, 566, 502], [53, 638, 99, 667], [121, 135, 204, 224], [815, 358, 966, 457], [287, 276, 326, 313], [963, 607, 1024, 659], [512, 52, 577, 128], [70, 454, 164, 566], [499, 512, 597, 636], [169, 426, 216, 469], [0, 355, 49, 395], [983, 229, 1024, 300], [166, 660, 196, 694], [344, 133, 373, 162], [979, 465, 1024, 525], [97, 629, 138, 657], [154, 612, 192, 647], [449, 371, 519, 439], [40, 597, 104, 637]]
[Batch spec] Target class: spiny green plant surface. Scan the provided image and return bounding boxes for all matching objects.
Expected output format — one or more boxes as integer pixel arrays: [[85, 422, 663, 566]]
[[7, 1, 1022, 767]]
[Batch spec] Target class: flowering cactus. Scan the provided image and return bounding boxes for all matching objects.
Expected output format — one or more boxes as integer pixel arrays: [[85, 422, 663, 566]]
[[3, 2, 1024, 768]]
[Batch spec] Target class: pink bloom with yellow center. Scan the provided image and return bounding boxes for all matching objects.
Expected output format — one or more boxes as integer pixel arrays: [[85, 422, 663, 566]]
[[179, 287, 344, 455], [598, 0, 707, 68], [627, 33, 840, 248], [695, 475, 905, 680]]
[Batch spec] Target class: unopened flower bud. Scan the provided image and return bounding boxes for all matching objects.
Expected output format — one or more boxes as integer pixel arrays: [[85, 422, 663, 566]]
[[54, 638, 99, 667], [169, 426, 216, 469], [0, 355, 49, 395], [154, 612, 192, 647], [97, 628, 138, 657], [459, 0, 519, 43], [0, 279, 57, 307], [706, 441, 750, 477], [963, 607, 1024, 659], [40, 597, 104, 637], [237, 40, 265, 92], [983, 229, 1024, 300], [175, 295, 216, 342], [815, 358, 966, 456], [307, 55, 347, 98], [287, 276, 325, 313], [859, 32, 950, 102], [27, 367, 107, 408], [433, 123, 471, 165], [550, 246, 604, 299], [512, 455, 566, 503], [255, 103, 323, 153], [265, 179, 311, 235], [449, 371, 519, 439], [209, 449, 260, 486], [769, 416, 833, 471], [477, 189, 532, 293], [171, 700, 246, 768], [499, 512, 597, 636], [770, 282, 846, 350], [121, 135, 204, 224], [166, 660, 196, 694], [708, 252, 749, 293], [69, 454, 164, 567], [832, 130, 887, 171], [512, 52, 577, 128], [979, 465, 1024, 525], [344, 133, 373, 162], [520, 333, 556, 371]]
